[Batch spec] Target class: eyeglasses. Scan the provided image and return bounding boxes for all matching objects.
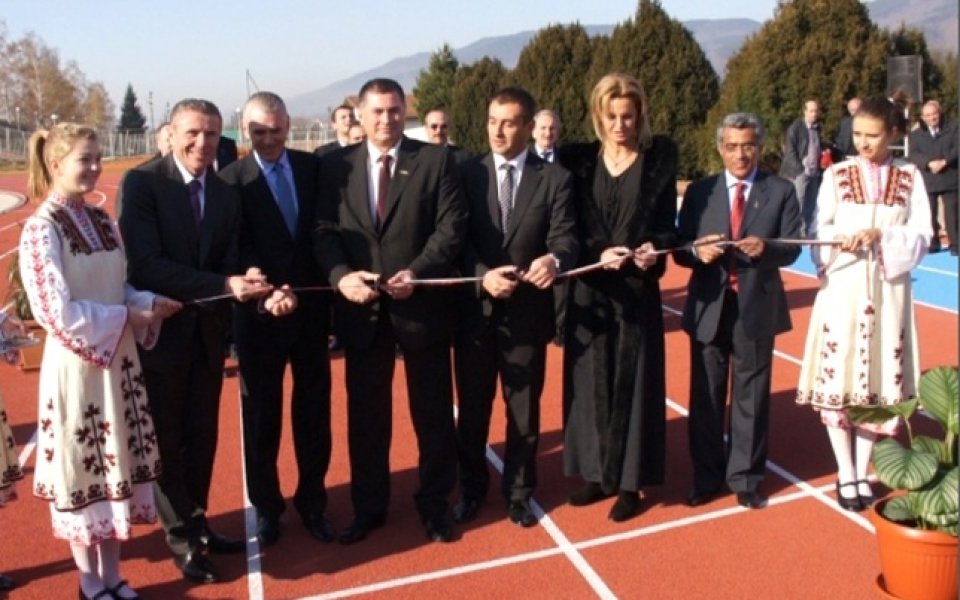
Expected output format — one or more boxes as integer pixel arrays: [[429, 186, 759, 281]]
[[721, 143, 758, 153], [427, 123, 448, 130]]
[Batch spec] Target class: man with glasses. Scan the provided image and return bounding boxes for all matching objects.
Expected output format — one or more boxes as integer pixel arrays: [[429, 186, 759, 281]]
[[423, 108, 470, 163], [675, 112, 802, 511]]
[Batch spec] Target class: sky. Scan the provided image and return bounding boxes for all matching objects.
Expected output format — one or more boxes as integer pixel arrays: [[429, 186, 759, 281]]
[[3, 0, 781, 123]]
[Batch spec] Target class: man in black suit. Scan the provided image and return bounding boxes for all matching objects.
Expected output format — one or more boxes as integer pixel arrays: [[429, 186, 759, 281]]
[[779, 99, 823, 237], [675, 112, 802, 510], [452, 87, 577, 528], [314, 103, 357, 156], [423, 107, 470, 163], [313, 78, 467, 544], [118, 98, 277, 583], [909, 99, 958, 255], [833, 96, 861, 160], [217, 135, 239, 170], [531, 109, 560, 163], [218, 91, 334, 547]]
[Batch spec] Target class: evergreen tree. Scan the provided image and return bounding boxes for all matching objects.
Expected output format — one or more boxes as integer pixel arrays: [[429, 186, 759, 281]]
[[118, 83, 146, 132], [931, 52, 957, 120], [586, 0, 719, 178], [509, 23, 596, 143], [703, 0, 923, 174], [413, 44, 459, 122], [450, 57, 507, 154], [886, 26, 946, 118]]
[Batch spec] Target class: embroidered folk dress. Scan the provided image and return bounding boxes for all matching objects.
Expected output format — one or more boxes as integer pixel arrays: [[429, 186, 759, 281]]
[[796, 157, 932, 429], [19, 193, 162, 545]]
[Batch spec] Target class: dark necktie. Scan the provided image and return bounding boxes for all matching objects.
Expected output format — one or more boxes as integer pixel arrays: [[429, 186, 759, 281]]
[[542, 150, 553, 163], [188, 179, 202, 226], [498, 163, 515, 233], [729, 181, 746, 292], [376, 154, 392, 229], [272, 162, 298, 235]]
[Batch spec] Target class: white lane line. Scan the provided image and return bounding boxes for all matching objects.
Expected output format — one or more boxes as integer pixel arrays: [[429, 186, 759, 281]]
[[17, 430, 37, 467], [916, 265, 957, 277], [239, 392, 265, 600]]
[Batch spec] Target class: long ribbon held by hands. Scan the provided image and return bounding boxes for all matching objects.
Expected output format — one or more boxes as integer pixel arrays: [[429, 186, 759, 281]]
[[185, 238, 838, 304]]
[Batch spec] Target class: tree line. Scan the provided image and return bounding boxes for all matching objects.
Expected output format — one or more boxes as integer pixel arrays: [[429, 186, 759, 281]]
[[414, 0, 958, 179]]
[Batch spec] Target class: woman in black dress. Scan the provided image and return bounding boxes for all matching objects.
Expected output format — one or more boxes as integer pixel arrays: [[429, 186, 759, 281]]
[[559, 73, 678, 521]]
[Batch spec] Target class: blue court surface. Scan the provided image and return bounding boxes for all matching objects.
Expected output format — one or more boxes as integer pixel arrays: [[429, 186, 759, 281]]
[[785, 247, 958, 313]]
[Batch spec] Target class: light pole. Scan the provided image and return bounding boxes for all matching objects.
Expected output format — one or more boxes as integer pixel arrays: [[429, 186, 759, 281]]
[[50, 113, 58, 127], [14, 106, 20, 131], [235, 107, 242, 144], [148, 91, 155, 132]]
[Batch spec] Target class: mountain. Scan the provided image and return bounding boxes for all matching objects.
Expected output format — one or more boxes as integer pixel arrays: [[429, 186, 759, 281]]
[[286, 0, 956, 118]]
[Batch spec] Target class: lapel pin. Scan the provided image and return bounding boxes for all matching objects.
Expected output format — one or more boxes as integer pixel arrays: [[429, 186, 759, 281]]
[[398, 169, 409, 176]]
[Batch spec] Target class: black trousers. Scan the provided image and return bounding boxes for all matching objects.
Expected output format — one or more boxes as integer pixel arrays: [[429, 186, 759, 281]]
[[455, 319, 546, 503], [687, 291, 774, 494], [344, 315, 456, 522], [236, 313, 331, 520], [144, 331, 225, 556]]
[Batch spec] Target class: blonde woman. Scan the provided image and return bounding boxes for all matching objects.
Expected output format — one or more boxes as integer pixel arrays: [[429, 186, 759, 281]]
[[20, 124, 181, 600], [558, 73, 678, 521]]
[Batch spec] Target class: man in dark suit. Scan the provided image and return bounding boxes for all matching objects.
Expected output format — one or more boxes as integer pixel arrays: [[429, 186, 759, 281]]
[[314, 103, 357, 156], [118, 98, 277, 583], [452, 88, 577, 528], [833, 97, 861, 160], [423, 107, 470, 163], [313, 78, 467, 544], [218, 91, 334, 547], [217, 135, 239, 170], [531, 109, 560, 163], [779, 99, 823, 237], [909, 99, 958, 255], [675, 112, 802, 510]]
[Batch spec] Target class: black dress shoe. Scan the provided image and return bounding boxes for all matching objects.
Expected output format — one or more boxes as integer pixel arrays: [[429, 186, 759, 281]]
[[856, 480, 875, 508], [256, 514, 281, 547], [199, 528, 245, 554], [836, 481, 864, 512], [608, 491, 641, 522], [424, 516, 455, 542], [568, 482, 613, 507], [686, 487, 719, 507], [507, 500, 537, 528], [736, 491, 768, 509], [0, 573, 16, 591], [338, 514, 386, 545], [174, 551, 220, 584], [302, 512, 335, 543], [452, 497, 482, 523]]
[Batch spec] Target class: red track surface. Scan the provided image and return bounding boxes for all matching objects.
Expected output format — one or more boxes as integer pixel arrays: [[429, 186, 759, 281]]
[[0, 163, 955, 599]]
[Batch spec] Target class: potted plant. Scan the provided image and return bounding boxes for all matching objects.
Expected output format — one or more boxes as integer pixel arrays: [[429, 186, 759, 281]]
[[4, 252, 45, 371], [850, 366, 958, 600]]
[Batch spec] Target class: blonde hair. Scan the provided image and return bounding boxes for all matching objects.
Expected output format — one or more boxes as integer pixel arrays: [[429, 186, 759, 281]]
[[590, 73, 652, 152], [26, 123, 98, 202]]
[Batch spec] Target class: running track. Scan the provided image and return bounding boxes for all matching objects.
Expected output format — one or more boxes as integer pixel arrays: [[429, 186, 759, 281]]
[[0, 163, 955, 599]]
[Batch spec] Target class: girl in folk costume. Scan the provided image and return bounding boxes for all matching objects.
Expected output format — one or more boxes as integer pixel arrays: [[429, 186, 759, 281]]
[[0, 309, 28, 591], [796, 96, 932, 512], [20, 124, 181, 600]]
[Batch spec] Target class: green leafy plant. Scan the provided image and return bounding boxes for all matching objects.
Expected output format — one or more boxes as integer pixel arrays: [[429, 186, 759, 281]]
[[4, 251, 33, 321], [850, 366, 959, 536]]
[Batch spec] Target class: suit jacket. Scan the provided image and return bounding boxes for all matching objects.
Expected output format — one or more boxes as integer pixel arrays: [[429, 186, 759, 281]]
[[313, 137, 467, 349], [314, 141, 344, 157], [218, 149, 329, 335], [834, 115, 856, 160], [457, 152, 578, 345], [447, 144, 472, 164], [217, 136, 239, 171], [908, 121, 959, 194], [674, 170, 802, 343], [780, 118, 823, 179], [117, 154, 240, 371]]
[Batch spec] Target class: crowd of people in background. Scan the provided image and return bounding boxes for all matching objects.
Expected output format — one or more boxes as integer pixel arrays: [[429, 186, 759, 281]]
[[1, 70, 947, 597]]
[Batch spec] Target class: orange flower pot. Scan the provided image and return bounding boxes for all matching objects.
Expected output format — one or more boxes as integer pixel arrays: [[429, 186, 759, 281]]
[[871, 497, 958, 600]]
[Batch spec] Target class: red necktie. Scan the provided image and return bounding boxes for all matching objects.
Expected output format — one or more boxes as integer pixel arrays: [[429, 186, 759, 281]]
[[729, 182, 746, 292], [376, 155, 392, 229]]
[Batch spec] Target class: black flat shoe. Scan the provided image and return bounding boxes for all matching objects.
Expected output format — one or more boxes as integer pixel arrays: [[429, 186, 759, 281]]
[[174, 551, 219, 584], [338, 514, 386, 545], [302, 512, 336, 543], [608, 491, 641, 522], [107, 579, 143, 600], [256, 514, 281, 546], [79, 586, 112, 600], [686, 487, 720, 507], [835, 481, 864, 512], [507, 500, 537, 528], [736, 491, 768, 509], [424, 516, 455, 542], [856, 479, 876, 508], [199, 528, 245, 554]]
